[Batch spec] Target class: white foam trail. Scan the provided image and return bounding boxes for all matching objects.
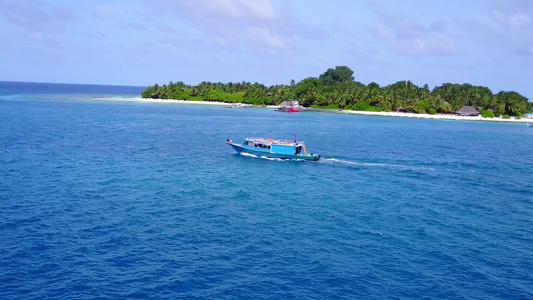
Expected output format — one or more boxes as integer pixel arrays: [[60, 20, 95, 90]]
[[240, 152, 258, 158], [324, 158, 387, 167], [259, 156, 286, 161], [369, 230, 384, 237], [239, 152, 302, 162], [323, 158, 435, 172]]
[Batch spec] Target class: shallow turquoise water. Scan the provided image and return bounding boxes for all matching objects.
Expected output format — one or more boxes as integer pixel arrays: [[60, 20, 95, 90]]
[[1, 82, 532, 299]]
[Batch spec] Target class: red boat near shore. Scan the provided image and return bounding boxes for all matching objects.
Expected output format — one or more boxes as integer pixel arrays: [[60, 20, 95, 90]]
[[275, 100, 301, 113]]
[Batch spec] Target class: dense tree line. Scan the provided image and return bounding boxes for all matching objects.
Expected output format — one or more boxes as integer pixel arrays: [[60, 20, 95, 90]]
[[141, 66, 532, 117]]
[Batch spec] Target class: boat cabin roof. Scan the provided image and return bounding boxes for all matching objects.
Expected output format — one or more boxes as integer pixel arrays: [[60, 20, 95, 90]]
[[245, 138, 301, 146]]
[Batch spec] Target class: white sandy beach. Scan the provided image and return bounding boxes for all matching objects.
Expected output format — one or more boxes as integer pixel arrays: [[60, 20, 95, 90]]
[[135, 98, 531, 123], [338, 110, 531, 123], [137, 98, 279, 108], [137, 98, 228, 106]]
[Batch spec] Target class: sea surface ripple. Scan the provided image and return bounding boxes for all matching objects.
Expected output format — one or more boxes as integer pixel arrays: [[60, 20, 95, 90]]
[[1, 83, 532, 299]]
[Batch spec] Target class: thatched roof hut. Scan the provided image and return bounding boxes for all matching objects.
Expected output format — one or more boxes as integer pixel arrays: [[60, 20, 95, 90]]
[[456, 106, 480, 116]]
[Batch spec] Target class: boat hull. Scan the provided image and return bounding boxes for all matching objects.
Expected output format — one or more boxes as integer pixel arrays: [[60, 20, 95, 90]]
[[228, 143, 320, 161]]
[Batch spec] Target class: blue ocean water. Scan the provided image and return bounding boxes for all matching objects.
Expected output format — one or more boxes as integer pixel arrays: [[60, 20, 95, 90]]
[[1, 82, 532, 299]]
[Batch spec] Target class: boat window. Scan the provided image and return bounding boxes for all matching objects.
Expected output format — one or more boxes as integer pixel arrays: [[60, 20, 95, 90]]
[[296, 146, 301, 155]]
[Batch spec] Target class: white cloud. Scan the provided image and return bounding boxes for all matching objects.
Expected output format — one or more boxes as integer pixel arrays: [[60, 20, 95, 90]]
[[141, 0, 324, 51], [0, 1, 75, 32], [248, 27, 285, 48], [0, 0, 78, 51], [368, 3, 457, 56], [163, 0, 278, 22], [509, 14, 531, 27], [491, 0, 533, 28], [459, 0, 533, 57], [240, 0, 277, 20]]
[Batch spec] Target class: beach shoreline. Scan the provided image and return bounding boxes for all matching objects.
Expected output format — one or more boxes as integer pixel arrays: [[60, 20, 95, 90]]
[[138, 98, 229, 106], [138, 98, 279, 108], [136, 98, 530, 123], [337, 109, 530, 123]]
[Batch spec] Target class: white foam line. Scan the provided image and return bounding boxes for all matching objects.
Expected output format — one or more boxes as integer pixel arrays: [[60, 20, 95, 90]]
[[239, 152, 301, 162], [324, 158, 436, 172]]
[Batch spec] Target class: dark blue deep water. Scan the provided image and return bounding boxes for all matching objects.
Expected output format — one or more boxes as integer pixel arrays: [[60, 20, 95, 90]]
[[1, 82, 532, 299]]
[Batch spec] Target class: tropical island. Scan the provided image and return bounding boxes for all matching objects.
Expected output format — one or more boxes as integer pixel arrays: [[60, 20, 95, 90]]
[[141, 66, 532, 119]]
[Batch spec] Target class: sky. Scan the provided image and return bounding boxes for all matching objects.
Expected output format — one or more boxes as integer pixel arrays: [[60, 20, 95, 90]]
[[1, 0, 532, 99]]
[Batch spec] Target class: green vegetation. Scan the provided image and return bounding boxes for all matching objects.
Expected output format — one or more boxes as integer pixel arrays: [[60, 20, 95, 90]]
[[346, 101, 383, 111], [141, 66, 532, 116], [480, 110, 495, 118]]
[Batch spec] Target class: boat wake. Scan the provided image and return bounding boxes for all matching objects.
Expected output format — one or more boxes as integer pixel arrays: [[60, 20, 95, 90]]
[[322, 158, 436, 172], [239, 152, 304, 162]]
